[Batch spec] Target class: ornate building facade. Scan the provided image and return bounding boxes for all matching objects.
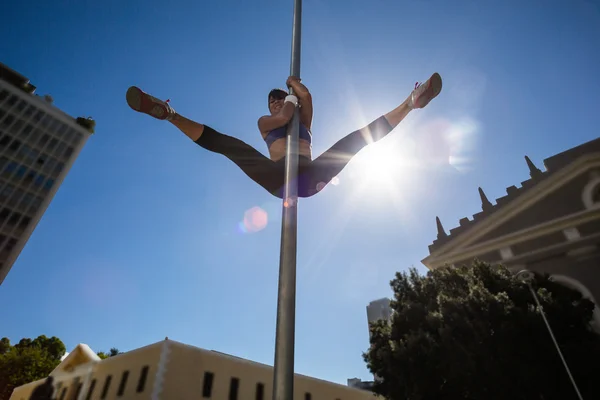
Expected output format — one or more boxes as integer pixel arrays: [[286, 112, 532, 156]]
[[422, 137, 600, 326]]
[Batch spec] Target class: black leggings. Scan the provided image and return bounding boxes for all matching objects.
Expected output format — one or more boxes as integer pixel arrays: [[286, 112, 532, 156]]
[[194, 116, 393, 198]]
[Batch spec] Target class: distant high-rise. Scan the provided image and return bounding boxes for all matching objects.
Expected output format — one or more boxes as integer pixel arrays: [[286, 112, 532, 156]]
[[0, 62, 93, 285], [366, 297, 392, 338]]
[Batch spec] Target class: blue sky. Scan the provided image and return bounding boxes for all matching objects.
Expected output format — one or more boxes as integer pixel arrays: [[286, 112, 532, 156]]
[[1, 0, 599, 385]]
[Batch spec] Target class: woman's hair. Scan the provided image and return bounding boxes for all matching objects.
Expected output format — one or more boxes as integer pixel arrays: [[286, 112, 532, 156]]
[[268, 88, 288, 104]]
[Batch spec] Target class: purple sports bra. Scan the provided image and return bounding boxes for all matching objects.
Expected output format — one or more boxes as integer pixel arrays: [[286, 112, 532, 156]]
[[264, 124, 312, 147]]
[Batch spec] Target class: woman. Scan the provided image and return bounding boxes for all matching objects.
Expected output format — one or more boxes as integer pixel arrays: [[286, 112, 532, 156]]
[[125, 73, 442, 198]]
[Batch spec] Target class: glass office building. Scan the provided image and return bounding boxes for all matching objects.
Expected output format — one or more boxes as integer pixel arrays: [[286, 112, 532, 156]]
[[0, 62, 93, 285]]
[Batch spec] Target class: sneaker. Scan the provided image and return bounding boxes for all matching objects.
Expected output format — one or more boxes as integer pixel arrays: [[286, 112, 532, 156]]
[[409, 73, 442, 109], [126, 86, 176, 120]]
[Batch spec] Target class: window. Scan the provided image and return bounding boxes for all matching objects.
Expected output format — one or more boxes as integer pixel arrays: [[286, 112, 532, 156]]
[[202, 372, 214, 398], [18, 216, 31, 230], [593, 184, 600, 204], [75, 383, 83, 398], [117, 370, 129, 396], [19, 145, 38, 162], [44, 178, 55, 191], [39, 134, 50, 147], [101, 375, 112, 399], [0, 209, 10, 223], [8, 212, 21, 226], [47, 138, 58, 152], [1, 114, 14, 128], [23, 105, 34, 118], [9, 119, 23, 134], [53, 162, 64, 175], [137, 366, 149, 393], [34, 174, 45, 187], [5, 238, 17, 252], [4, 161, 17, 174], [305, 392, 312, 400], [31, 196, 42, 211], [55, 142, 66, 157], [8, 138, 21, 151], [24, 171, 35, 184], [16, 165, 27, 178], [16, 100, 27, 113], [85, 379, 96, 400], [33, 110, 44, 122], [0, 185, 13, 200], [22, 124, 33, 137], [229, 377, 239, 400], [0, 135, 10, 147], [48, 119, 59, 134], [255, 383, 264, 400]]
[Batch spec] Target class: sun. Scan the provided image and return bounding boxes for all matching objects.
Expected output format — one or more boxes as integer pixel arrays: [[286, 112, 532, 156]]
[[351, 140, 407, 188]]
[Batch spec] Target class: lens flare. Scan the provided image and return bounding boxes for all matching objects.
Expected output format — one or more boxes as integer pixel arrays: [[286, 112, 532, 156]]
[[239, 206, 268, 233]]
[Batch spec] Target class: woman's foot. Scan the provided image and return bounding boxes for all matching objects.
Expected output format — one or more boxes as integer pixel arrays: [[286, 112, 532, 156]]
[[408, 72, 442, 109], [126, 86, 176, 120]]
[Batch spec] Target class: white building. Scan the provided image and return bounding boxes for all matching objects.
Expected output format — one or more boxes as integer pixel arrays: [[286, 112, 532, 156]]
[[10, 339, 379, 400], [0, 62, 93, 285]]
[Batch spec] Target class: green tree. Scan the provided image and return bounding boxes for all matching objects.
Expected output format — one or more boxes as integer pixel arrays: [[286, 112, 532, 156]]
[[364, 261, 600, 400], [0, 335, 66, 400], [96, 347, 121, 360]]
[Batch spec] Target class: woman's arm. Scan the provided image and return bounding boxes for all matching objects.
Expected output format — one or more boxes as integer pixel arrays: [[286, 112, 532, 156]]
[[258, 101, 296, 136], [287, 76, 313, 131]]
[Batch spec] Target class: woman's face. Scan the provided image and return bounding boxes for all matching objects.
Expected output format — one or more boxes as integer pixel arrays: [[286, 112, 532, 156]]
[[268, 91, 286, 115]]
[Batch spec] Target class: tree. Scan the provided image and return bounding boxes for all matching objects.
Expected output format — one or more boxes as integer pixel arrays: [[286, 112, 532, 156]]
[[0, 336, 66, 400], [96, 347, 121, 360], [364, 261, 600, 400]]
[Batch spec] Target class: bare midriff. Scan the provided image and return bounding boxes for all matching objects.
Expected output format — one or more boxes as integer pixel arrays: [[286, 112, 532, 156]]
[[268, 138, 312, 161]]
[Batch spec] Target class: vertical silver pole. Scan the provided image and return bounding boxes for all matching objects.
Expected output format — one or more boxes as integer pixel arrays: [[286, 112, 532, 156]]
[[273, 1, 302, 400]]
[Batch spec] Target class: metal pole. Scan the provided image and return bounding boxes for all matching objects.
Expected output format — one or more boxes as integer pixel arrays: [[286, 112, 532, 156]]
[[516, 270, 584, 400], [273, 1, 302, 400]]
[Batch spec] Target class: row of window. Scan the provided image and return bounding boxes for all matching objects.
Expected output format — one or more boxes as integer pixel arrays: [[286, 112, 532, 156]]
[[0, 158, 55, 194], [0, 182, 44, 213], [201, 371, 324, 400], [0, 117, 75, 162], [0, 133, 67, 177], [55, 365, 149, 400], [0, 207, 31, 233], [0, 90, 83, 145], [0, 234, 18, 257], [51, 367, 344, 400]]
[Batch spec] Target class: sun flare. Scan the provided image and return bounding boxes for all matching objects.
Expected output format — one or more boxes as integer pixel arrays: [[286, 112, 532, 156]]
[[352, 141, 407, 187]]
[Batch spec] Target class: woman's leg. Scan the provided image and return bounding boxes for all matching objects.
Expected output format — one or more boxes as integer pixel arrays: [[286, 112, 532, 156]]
[[184, 118, 286, 197], [301, 73, 442, 197], [126, 86, 285, 196]]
